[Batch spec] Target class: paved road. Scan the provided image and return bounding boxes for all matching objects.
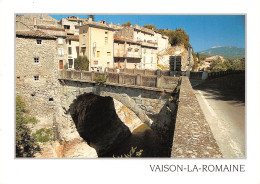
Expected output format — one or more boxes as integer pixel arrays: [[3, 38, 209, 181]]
[[191, 74, 245, 158]]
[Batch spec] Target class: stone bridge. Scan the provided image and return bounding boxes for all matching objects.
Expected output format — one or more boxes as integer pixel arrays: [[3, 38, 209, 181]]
[[57, 69, 222, 158], [58, 70, 180, 127]]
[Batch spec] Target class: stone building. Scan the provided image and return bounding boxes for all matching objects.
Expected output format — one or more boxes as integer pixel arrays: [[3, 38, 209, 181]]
[[115, 25, 158, 69], [66, 35, 79, 69], [79, 19, 115, 71], [60, 16, 88, 35], [154, 31, 170, 53], [35, 26, 68, 70], [113, 36, 142, 69], [16, 30, 59, 129], [16, 14, 61, 29]]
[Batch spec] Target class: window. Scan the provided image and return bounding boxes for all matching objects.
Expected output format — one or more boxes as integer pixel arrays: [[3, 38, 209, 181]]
[[81, 48, 86, 56], [69, 40, 71, 45], [97, 51, 100, 57], [59, 60, 63, 69], [151, 57, 153, 63], [83, 29, 86, 33], [143, 56, 146, 63], [34, 75, 39, 81], [34, 57, 39, 63], [64, 25, 70, 29], [143, 48, 146, 54], [58, 48, 64, 56], [36, 40, 42, 45], [68, 59, 73, 68], [58, 38, 63, 44], [68, 47, 72, 55], [105, 31, 108, 34], [107, 52, 111, 56], [82, 35, 86, 45], [105, 37, 108, 44], [151, 49, 153, 54]]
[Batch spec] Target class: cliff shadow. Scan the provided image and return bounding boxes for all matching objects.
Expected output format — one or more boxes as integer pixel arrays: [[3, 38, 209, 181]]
[[68, 84, 180, 157]]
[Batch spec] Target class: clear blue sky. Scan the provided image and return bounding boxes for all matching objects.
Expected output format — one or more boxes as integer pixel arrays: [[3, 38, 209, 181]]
[[50, 14, 245, 53]]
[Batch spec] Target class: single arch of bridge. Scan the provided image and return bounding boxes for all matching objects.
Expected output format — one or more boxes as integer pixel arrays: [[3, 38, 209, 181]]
[[59, 80, 172, 127]]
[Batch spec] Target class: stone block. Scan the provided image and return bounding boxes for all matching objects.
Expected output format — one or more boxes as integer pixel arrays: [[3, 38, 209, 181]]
[[136, 74, 142, 86]]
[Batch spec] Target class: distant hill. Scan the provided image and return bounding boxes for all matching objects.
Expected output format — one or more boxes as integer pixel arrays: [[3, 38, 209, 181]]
[[198, 46, 245, 59]]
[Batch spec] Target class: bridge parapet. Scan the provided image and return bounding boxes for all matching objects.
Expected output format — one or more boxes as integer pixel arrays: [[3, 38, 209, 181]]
[[106, 67, 181, 77], [58, 70, 179, 90], [171, 76, 222, 158]]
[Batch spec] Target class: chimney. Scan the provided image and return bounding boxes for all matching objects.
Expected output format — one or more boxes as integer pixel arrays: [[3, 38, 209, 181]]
[[33, 16, 37, 28], [88, 17, 92, 22]]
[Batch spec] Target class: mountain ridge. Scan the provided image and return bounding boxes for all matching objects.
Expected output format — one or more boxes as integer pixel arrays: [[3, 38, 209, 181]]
[[198, 46, 245, 58]]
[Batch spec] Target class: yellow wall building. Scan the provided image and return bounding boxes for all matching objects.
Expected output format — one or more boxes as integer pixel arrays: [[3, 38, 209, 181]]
[[79, 20, 114, 71]]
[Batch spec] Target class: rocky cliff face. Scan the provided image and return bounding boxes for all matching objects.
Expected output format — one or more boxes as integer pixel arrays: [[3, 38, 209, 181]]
[[158, 45, 194, 71], [113, 99, 144, 132]]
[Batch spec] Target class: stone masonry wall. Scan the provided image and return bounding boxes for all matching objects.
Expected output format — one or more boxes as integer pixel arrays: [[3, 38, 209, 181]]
[[16, 36, 60, 130], [171, 77, 222, 158]]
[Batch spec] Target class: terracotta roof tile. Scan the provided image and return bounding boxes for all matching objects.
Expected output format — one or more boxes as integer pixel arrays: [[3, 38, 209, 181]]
[[114, 36, 140, 44], [16, 30, 56, 39], [66, 35, 79, 41], [36, 25, 65, 31]]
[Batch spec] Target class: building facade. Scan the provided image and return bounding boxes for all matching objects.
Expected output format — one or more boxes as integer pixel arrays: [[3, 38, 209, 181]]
[[66, 35, 79, 69], [79, 20, 114, 71], [113, 37, 142, 69], [115, 25, 159, 70], [16, 30, 59, 129], [60, 16, 88, 35]]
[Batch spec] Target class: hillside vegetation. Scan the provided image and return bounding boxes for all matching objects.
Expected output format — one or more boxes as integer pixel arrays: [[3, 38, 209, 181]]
[[199, 46, 245, 58], [142, 24, 191, 49]]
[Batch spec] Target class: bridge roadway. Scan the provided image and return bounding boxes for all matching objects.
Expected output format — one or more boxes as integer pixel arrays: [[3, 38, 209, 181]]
[[192, 74, 245, 158]]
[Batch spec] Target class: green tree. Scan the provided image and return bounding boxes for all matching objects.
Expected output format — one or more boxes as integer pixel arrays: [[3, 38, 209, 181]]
[[16, 95, 39, 157], [157, 29, 166, 35], [122, 21, 132, 27], [196, 53, 200, 62], [143, 24, 157, 30], [192, 52, 199, 71], [162, 29, 191, 49], [74, 56, 89, 71], [209, 57, 226, 72], [223, 58, 245, 71]]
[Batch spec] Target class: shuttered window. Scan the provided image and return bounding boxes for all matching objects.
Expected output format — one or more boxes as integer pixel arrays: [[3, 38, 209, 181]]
[[58, 48, 64, 56], [83, 35, 86, 45]]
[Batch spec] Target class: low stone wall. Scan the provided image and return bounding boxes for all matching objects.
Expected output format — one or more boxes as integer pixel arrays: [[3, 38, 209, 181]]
[[59, 70, 179, 90], [208, 70, 244, 79], [171, 76, 222, 158], [190, 70, 245, 80]]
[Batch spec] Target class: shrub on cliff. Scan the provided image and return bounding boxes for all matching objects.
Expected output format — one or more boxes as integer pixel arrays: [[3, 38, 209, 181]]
[[16, 95, 40, 157], [32, 128, 53, 143], [74, 56, 89, 71], [122, 21, 132, 27]]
